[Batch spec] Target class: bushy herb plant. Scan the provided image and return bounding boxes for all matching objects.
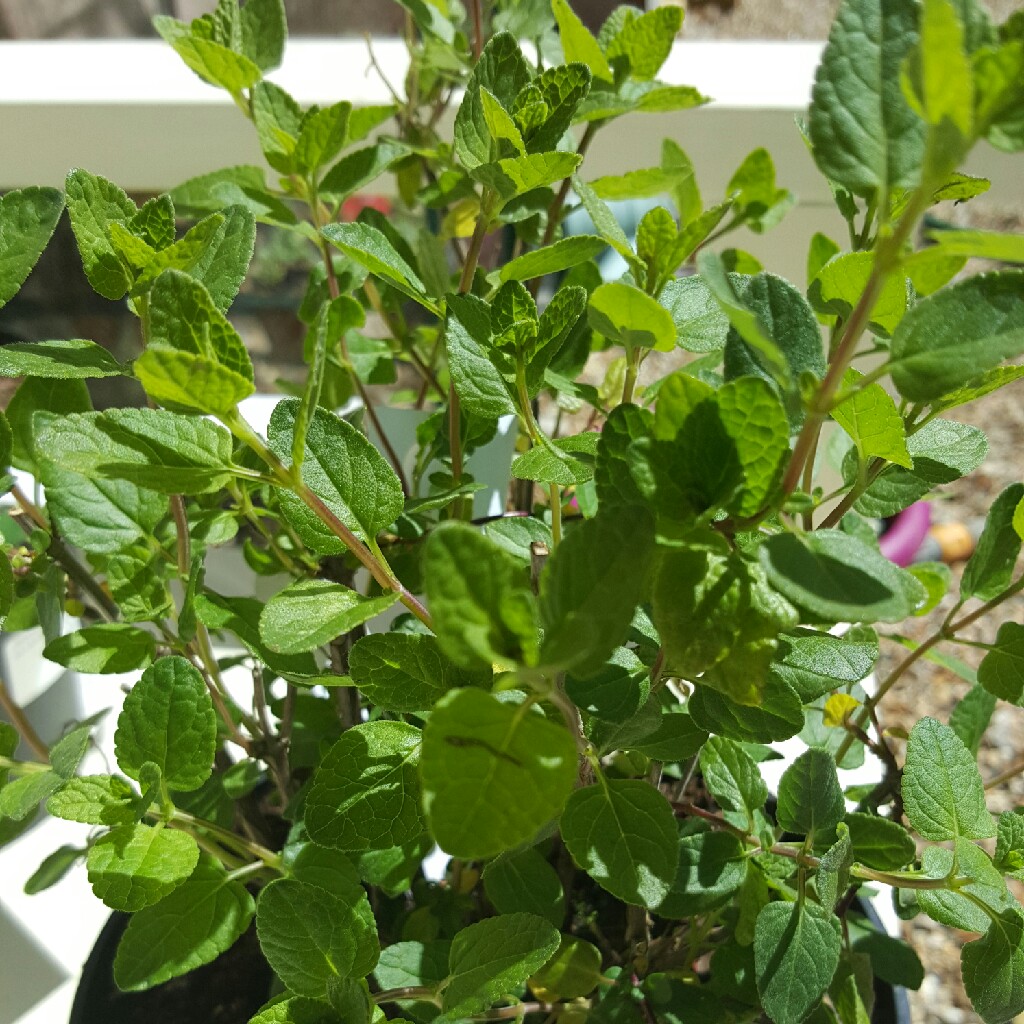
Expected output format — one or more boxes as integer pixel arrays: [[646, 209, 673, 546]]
[[2, 0, 1024, 1021]]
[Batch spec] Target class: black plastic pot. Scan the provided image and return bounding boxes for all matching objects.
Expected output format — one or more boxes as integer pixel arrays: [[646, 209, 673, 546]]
[[68, 912, 274, 1024], [857, 896, 913, 1024]]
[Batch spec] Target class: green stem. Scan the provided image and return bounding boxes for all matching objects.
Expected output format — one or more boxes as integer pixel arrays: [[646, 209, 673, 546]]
[[221, 411, 433, 630], [171, 808, 282, 869], [779, 186, 930, 502], [622, 349, 640, 405], [374, 987, 441, 1006], [835, 573, 1024, 763]]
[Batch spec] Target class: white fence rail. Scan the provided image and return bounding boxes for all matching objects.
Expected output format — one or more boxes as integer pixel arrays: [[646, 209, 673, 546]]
[[0, 38, 1018, 283]]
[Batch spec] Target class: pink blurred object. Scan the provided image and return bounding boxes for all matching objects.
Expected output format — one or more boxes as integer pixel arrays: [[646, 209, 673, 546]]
[[879, 501, 932, 567]]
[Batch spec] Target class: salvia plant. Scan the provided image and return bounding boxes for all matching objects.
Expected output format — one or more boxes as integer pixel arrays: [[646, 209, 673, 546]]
[[1, 0, 1024, 1021]]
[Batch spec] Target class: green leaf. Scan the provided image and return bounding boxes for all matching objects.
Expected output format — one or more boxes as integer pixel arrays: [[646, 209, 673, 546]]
[[194, 591, 318, 681], [46, 775, 137, 827], [249, 997, 341, 1024], [113, 855, 255, 991], [257, 878, 367, 995], [0, 338, 123, 379], [36, 408, 238, 494], [374, 939, 450, 991], [539, 509, 654, 676], [565, 647, 650, 722], [517, 63, 592, 153], [689, 674, 805, 744], [571, 175, 641, 273], [630, 710, 708, 762], [605, 5, 681, 81], [889, 271, 1024, 402], [480, 86, 527, 154], [754, 901, 842, 1024], [295, 101, 352, 176], [43, 624, 155, 675], [137, 269, 255, 415], [238, 0, 286, 72], [902, 716, 996, 841], [978, 621, 1024, 705], [24, 845, 85, 895], [114, 656, 217, 793], [917, 839, 1013, 933], [40, 449, 169, 555], [561, 778, 678, 909], [659, 276, 730, 354], [105, 548, 175, 623], [653, 533, 798, 705], [950, 680, 997, 754], [832, 368, 912, 468], [961, 482, 1024, 601], [929, 227, 1024, 263], [423, 523, 538, 670], [726, 147, 794, 233], [996, 810, 1024, 878], [657, 831, 749, 918], [348, 632, 489, 714], [853, 418, 988, 518], [588, 282, 676, 353], [915, 0, 974, 141], [760, 529, 923, 624], [721, 271, 826, 426], [305, 721, 426, 852], [156, 18, 262, 94], [772, 627, 878, 704], [65, 168, 137, 300], [443, 913, 561, 1018], [0, 771, 63, 821], [321, 140, 412, 200], [444, 293, 518, 422], [776, 749, 845, 837], [498, 236, 606, 283], [844, 812, 916, 870], [322, 222, 440, 316], [961, 909, 1024, 1024], [551, 0, 612, 82], [699, 736, 768, 819], [420, 688, 577, 859], [472, 152, 583, 203], [808, 0, 925, 197], [847, 919, 924, 991], [483, 848, 566, 927], [0, 186, 65, 307], [87, 823, 199, 911], [260, 580, 399, 654], [716, 376, 791, 516], [454, 33, 533, 170], [186, 204, 257, 313], [528, 935, 602, 1000], [288, 845, 379, 979], [817, 824, 853, 912], [268, 399, 404, 547]]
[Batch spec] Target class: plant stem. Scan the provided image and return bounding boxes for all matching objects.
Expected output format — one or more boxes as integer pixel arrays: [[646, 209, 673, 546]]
[[374, 987, 441, 1006], [541, 121, 598, 249], [0, 678, 50, 760], [985, 757, 1024, 790], [779, 187, 929, 502], [223, 411, 433, 629], [622, 349, 640, 405], [10, 484, 119, 622], [315, 231, 411, 497], [470, 0, 484, 60], [171, 808, 282, 869], [835, 574, 1024, 764]]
